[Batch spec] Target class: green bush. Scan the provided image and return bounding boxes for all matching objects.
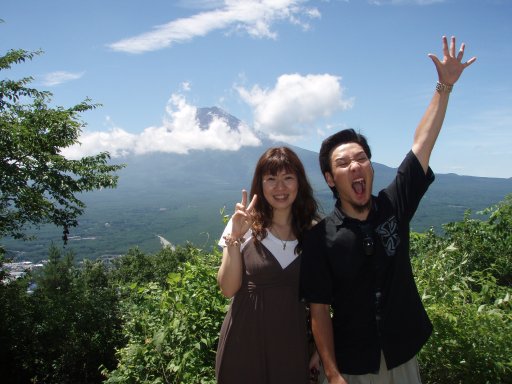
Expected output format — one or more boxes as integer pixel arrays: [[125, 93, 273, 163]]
[[442, 194, 512, 286], [111, 244, 197, 287], [103, 246, 228, 384], [412, 194, 512, 383]]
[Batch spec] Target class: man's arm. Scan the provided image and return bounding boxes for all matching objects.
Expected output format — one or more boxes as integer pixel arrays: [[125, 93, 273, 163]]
[[310, 303, 347, 384], [412, 36, 476, 173]]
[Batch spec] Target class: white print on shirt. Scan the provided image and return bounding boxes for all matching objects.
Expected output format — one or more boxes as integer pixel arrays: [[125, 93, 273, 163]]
[[376, 216, 400, 257]]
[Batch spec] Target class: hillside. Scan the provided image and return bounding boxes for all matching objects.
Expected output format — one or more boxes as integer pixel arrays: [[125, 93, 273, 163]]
[[3, 143, 511, 262], [2, 108, 511, 262]]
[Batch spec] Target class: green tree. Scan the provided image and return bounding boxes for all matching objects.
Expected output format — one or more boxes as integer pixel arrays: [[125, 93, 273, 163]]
[[0, 255, 33, 383], [0, 48, 124, 241], [0, 244, 124, 383]]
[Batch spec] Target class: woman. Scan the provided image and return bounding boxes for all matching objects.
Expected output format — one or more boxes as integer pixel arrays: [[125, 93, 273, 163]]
[[216, 146, 320, 384]]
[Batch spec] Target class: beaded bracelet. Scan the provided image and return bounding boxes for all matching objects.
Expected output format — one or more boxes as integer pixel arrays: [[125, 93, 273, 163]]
[[223, 234, 245, 247]]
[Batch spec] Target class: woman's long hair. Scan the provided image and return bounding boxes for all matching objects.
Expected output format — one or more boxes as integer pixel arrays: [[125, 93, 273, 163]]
[[249, 147, 319, 253]]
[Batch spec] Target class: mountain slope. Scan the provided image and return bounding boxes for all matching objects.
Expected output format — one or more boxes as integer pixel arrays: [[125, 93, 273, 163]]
[[3, 108, 511, 262]]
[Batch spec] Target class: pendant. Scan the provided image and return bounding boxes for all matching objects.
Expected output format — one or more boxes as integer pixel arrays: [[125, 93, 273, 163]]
[[282, 241, 286, 250]]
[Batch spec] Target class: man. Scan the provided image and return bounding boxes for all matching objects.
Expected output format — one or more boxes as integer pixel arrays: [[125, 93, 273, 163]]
[[300, 36, 476, 384]]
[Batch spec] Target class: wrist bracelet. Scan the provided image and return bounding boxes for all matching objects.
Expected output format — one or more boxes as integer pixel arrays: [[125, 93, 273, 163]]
[[436, 81, 453, 94], [223, 234, 245, 247]]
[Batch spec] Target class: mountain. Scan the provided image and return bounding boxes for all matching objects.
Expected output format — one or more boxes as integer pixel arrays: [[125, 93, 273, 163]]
[[3, 108, 511, 262]]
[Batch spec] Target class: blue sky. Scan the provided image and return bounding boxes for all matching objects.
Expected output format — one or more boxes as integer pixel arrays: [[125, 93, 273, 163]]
[[2, 0, 511, 178]]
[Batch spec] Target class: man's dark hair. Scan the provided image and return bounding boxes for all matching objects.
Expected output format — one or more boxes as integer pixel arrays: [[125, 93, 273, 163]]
[[319, 128, 372, 199]]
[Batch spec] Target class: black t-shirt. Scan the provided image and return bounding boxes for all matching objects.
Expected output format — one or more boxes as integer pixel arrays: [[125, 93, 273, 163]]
[[300, 151, 434, 375]]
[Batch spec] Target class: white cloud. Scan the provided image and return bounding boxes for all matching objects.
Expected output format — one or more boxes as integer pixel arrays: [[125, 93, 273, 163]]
[[236, 73, 353, 141], [39, 71, 85, 86], [61, 93, 261, 159], [61, 72, 355, 159], [108, 0, 320, 53], [181, 81, 192, 91]]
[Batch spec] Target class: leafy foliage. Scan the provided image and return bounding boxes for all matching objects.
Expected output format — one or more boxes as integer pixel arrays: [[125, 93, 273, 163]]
[[0, 245, 124, 383], [442, 193, 512, 286], [412, 194, 512, 383], [103, 247, 228, 384], [111, 244, 197, 287], [0, 48, 124, 240], [0, 254, 33, 382]]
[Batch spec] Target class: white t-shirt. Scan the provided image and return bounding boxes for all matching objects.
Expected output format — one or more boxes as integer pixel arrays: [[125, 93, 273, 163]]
[[219, 218, 299, 269]]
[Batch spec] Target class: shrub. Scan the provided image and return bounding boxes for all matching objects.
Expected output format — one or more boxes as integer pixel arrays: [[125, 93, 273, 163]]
[[412, 194, 512, 383], [103, 246, 228, 384]]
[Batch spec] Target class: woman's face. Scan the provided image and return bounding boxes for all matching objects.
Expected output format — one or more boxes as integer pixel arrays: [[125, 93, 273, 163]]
[[262, 169, 298, 212]]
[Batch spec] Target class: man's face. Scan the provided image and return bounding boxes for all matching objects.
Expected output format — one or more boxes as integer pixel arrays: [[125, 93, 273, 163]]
[[325, 142, 374, 219]]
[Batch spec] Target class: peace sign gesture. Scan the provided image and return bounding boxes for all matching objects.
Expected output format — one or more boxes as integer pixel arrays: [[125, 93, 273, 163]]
[[428, 35, 477, 86], [230, 190, 258, 239]]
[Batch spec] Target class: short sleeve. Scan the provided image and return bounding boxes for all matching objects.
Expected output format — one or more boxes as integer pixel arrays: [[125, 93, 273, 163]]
[[385, 150, 435, 223]]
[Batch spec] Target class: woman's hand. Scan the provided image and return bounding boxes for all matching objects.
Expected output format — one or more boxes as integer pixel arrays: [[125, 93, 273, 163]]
[[230, 189, 257, 239]]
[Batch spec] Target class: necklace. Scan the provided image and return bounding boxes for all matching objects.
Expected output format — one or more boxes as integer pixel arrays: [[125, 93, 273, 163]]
[[270, 225, 293, 250]]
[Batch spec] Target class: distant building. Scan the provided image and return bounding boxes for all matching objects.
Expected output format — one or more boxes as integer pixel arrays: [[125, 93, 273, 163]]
[[2, 261, 45, 283]]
